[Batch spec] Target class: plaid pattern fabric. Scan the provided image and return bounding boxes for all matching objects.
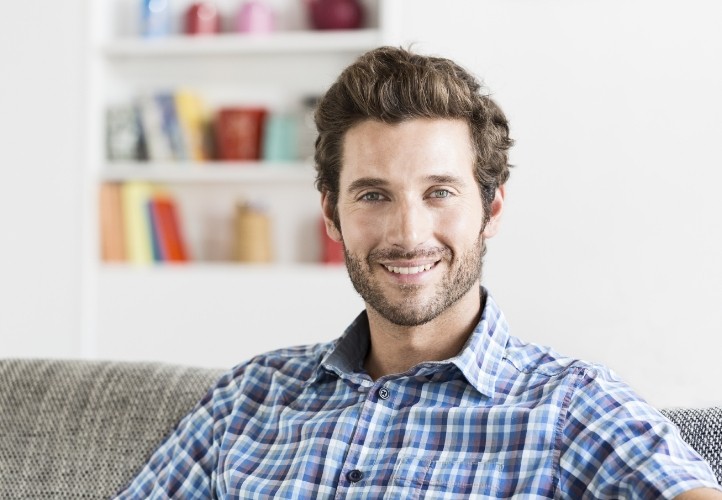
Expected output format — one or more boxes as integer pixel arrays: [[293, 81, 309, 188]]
[[116, 290, 720, 499]]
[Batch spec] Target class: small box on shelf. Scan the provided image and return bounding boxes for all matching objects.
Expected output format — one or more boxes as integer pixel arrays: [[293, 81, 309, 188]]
[[233, 202, 273, 263]]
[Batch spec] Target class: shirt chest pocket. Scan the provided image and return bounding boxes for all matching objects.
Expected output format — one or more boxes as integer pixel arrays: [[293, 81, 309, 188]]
[[390, 454, 506, 498]]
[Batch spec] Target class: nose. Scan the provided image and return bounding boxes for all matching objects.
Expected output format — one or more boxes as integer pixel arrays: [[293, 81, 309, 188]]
[[385, 198, 432, 250]]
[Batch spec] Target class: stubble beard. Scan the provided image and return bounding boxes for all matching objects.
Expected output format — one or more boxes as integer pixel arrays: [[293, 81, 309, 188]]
[[343, 234, 485, 327]]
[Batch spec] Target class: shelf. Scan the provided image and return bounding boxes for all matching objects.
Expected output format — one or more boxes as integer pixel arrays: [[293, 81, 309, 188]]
[[100, 161, 316, 183], [99, 262, 346, 273], [95, 261, 362, 367], [85, 0, 388, 364], [103, 30, 383, 58]]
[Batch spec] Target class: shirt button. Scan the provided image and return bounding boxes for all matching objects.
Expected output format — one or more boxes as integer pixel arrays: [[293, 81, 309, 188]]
[[378, 386, 390, 400], [347, 469, 364, 483]]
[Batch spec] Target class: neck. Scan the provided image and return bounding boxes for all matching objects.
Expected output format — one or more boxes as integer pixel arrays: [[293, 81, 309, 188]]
[[363, 286, 483, 381]]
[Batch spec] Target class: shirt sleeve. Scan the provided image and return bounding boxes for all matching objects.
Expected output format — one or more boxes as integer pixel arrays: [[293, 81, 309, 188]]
[[557, 365, 721, 499], [113, 366, 244, 499]]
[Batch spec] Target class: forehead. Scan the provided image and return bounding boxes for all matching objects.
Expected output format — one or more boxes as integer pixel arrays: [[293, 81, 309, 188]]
[[340, 118, 476, 187]]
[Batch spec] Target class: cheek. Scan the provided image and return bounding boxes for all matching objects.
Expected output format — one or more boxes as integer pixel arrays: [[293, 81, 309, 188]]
[[339, 210, 381, 248], [435, 206, 484, 243]]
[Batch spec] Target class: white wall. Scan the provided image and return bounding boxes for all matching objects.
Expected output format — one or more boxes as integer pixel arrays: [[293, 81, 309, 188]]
[[0, 0, 86, 357], [1, 0, 720, 408], [392, 0, 722, 407]]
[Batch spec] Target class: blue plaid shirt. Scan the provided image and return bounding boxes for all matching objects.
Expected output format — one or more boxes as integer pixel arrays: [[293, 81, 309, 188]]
[[117, 290, 719, 498]]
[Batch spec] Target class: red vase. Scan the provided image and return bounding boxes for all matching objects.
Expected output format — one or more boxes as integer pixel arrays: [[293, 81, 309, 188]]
[[307, 0, 364, 30], [185, 2, 221, 35]]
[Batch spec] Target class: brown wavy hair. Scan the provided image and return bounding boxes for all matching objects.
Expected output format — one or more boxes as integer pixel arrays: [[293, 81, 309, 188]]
[[314, 46, 513, 226]]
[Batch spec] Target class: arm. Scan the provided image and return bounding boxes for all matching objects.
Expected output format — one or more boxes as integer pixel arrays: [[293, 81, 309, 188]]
[[558, 365, 721, 498], [676, 489, 722, 500]]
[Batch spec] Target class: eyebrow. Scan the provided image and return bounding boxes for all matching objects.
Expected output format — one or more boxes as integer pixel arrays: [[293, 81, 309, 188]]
[[346, 177, 388, 194], [426, 174, 465, 186], [346, 174, 466, 194]]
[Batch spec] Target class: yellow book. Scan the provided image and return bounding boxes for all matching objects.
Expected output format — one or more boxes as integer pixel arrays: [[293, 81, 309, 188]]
[[175, 90, 208, 162], [121, 181, 155, 264]]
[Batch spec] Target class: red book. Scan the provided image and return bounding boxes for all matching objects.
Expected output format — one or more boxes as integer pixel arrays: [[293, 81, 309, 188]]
[[149, 196, 189, 262]]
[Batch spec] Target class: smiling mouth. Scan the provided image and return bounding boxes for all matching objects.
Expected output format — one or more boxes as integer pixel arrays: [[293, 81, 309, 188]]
[[383, 262, 437, 275]]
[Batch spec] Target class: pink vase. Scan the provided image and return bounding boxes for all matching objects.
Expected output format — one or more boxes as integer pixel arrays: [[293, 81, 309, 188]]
[[236, 1, 275, 33], [307, 0, 364, 30]]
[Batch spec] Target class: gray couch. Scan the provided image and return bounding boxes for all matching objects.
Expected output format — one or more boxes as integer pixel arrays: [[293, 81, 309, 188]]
[[0, 359, 720, 498]]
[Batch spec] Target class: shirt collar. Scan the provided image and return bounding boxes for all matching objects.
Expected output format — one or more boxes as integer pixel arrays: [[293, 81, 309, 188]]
[[313, 287, 510, 398], [448, 289, 509, 398], [312, 311, 373, 388]]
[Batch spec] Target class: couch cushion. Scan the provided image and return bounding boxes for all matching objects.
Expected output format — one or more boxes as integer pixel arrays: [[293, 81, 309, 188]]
[[0, 359, 223, 499]]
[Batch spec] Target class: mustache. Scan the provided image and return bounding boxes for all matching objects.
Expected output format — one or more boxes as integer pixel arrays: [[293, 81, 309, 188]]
[[367, 247, 451, 262]]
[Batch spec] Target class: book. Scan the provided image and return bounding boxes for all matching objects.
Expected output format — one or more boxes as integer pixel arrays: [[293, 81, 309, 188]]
[[146, 198, 163, 262], [106, 105, 144, 161], [121, 182, 155, 264], [149, 195, 189, 262], [138, 93, 174, 162], [175, 90, 208, 161], [155, 92, 188, 161], [98, 183, 126, 262]]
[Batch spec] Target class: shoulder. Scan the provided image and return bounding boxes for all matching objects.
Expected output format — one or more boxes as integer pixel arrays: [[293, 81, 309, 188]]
[[503, 334, 594, 379], [204, 340, 336, 404], [500, 335, 650, 414]]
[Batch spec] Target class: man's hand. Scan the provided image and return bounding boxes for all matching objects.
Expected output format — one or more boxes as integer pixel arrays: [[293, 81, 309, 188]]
[[675, 488, 722, 499]]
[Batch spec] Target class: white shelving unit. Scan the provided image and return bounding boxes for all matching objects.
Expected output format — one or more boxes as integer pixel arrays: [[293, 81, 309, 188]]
[[81, 0, 396, 366], [101, 161, 316, 183], [103, 30, 384, 56]]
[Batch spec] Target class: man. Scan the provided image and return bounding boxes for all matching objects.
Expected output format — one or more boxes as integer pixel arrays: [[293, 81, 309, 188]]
[[117, 47, 721, 498]]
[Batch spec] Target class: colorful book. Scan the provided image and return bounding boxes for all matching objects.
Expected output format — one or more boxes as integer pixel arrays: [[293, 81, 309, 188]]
[[98, 183, 126, 262], [175, 90, 208, 161], [149, 195, 189, 262], [138, 93, 174, 162], [121, 182, 155, 264], [146, 199, 163, 262], [155, 92, 188, 161]]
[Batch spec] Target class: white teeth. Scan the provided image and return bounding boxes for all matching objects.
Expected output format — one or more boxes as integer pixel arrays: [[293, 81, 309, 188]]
[[384, 263, 434, 275]]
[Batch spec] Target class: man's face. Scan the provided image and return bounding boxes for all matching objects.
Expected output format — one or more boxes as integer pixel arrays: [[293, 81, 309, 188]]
[[322, 118, 503, 326]]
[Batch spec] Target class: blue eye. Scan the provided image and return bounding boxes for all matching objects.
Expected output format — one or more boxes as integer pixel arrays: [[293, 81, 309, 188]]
[[430, 189, 450, 198]]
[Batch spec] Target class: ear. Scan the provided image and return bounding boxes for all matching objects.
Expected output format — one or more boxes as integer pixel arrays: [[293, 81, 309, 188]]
[[321, 191, 342, 242], [482, 185, 505, 239]]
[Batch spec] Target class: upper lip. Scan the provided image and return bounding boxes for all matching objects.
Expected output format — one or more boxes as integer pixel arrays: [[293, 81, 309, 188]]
[[380, 260, 438, 267]]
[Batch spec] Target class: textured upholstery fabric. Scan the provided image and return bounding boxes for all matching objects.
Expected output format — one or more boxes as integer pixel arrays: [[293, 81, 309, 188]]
[[0, 359, 719, 498], [0, 359, 223, 499], [662, 407, 722, 484]]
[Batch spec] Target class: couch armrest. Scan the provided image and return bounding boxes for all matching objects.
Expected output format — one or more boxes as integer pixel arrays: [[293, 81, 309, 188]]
[[662, 407, 722, 485], [0, 359, 223, 499]]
